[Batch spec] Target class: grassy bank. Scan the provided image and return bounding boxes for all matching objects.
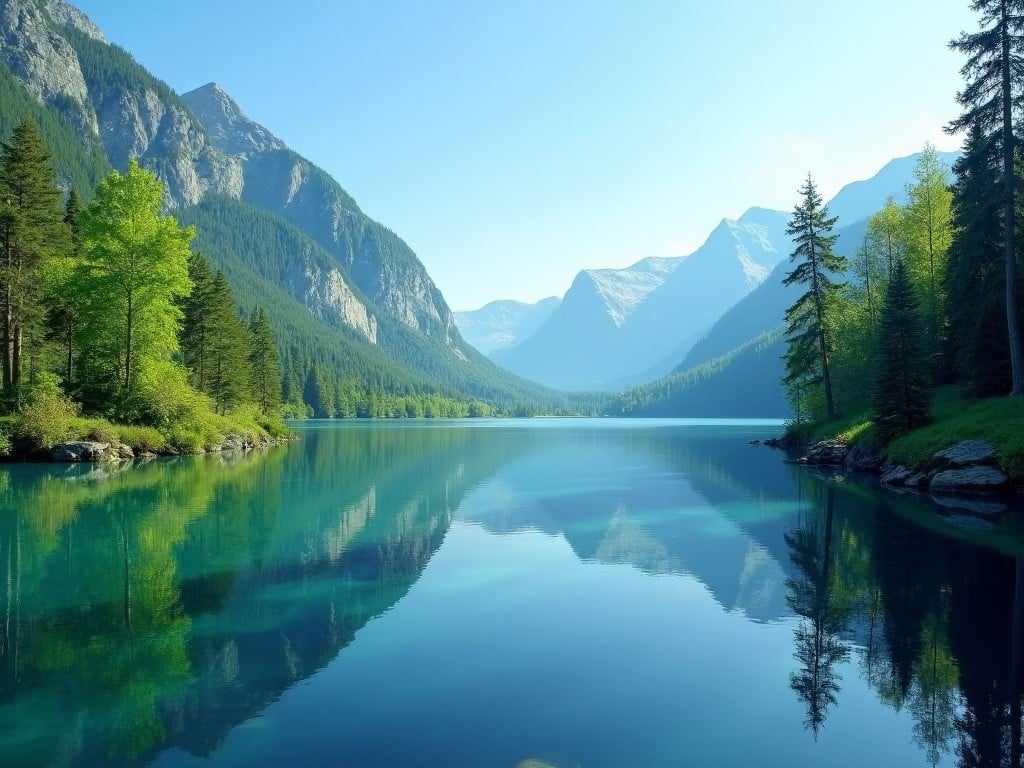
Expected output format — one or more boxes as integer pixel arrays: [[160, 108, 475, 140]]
[[786, 388, 1024, 482], [0, 396, 291, 459]]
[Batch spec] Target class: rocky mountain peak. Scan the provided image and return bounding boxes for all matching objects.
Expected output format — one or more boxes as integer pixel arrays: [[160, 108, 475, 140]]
[[181, 82, 287, 158], [41, 0, 105, 41]]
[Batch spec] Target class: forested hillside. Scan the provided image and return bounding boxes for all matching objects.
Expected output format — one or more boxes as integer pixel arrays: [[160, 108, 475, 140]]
[[0, 0, 581, 417]]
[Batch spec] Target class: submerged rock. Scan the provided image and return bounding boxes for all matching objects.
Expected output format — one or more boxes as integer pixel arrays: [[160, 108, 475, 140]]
[[930, 466, 1009, 494], [932, 494, 1008, 518]]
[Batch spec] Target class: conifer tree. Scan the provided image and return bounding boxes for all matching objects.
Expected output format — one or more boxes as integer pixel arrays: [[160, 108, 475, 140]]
[[0, 116, 68, 401], [949, 0, 1024, 395], [247, 305, 280, 416], [783, 175, 846, 419], [873, 259, 930, 442], [203, 271, 251, 415], [947, 126, 1009, 395], [180, 251, 216, 392]]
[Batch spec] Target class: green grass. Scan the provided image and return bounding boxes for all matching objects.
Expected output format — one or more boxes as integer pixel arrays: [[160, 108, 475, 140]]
[[792, 387, 1024, 483], [888, 389, 1024, 482], [786, 408, 876, 447], [0, 408, 291, 458]]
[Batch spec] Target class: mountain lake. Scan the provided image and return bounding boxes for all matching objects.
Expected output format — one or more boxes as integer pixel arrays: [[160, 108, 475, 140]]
[[0, 419, 1022, 767]]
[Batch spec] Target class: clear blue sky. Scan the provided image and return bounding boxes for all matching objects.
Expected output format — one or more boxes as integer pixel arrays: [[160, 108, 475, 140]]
[[74, 0, 973, 311]]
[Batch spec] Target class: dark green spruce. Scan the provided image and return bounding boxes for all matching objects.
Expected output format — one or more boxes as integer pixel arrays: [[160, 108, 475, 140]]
[[946, 126, 1011, 396], [248, 306, 281, 417], [949, 0, 1024, 395], [873, 259, 931, 442], [0, 116, 69, 401], [783, 175, 847, 419]]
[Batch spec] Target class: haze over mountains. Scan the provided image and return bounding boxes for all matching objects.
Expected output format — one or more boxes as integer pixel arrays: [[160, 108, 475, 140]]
[[458, 151, 959, 399], [453, 297, 560, 355], [0, 0, 960, 416]]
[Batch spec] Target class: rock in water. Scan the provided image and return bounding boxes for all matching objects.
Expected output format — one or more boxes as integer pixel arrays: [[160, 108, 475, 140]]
[[930, 466, 1008, 494]]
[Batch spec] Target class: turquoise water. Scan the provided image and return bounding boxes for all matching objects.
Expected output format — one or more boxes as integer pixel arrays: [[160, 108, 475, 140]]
[[0, 419, 1021, 767]]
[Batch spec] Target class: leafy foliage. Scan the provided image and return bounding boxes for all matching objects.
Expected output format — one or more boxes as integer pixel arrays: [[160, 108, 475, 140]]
[[74, 160, 194, 418]]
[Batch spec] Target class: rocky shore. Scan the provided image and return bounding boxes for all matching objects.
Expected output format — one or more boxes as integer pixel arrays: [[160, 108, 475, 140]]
[[766, 436, 1015, 517], [39, 433, 288, 464]]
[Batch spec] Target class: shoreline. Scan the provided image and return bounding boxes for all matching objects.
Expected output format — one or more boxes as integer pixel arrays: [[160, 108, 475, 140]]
[[763, 434, 1023, 519]]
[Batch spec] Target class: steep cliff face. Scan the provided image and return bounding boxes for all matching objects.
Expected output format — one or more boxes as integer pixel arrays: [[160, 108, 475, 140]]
[[0, 0, 97, 134], [0, 0, 462, 354], [181, 82, 458, 345], [0, 0, 242, 205]]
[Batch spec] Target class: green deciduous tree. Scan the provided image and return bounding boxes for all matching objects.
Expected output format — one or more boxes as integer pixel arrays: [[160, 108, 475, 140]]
[[74, 160, 194, 418], [949, 0, 1024, 395], [867, 196, 906, 282], [49, 189, 82, 386], [783, 175, 847, 419], [903, 145, 953, 375], [0, 116, 68, 402], [873, 259, 930, 442]]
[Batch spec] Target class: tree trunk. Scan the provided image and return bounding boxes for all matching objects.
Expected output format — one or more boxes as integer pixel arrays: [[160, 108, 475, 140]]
[[1002, 2, 1024, 395], [124, 290, 133, 399]]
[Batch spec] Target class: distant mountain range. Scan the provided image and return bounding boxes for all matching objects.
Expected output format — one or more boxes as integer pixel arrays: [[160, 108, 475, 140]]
[[487, 209, 790, 390], [0, 0, 960, 416], [453, 297, 560, 355], [458, 150, 959, 406]]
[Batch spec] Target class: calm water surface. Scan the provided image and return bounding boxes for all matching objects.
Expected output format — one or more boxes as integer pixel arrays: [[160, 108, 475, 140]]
[[1, 419, 1023, 767]]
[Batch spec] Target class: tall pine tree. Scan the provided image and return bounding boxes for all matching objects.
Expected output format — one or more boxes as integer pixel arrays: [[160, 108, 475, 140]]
[[949, 0, 1024, 395], [248, 305, 280, 416], [947, 126, 1009, 395], [0, 116, 68, 402], [873, 259, 930, 442], [783, 175, 846, 419], [180, 254, 251, 414], [180, 251, 216, 393], [203, 270, 251, 415]]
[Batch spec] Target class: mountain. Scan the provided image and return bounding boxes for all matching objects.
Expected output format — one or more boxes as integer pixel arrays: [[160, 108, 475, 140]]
[[827, 150, 960, 228], [493, 207, 790, 391], [454, 296, 561, 355], [0, 0, 570, 408], [629, 150, 959, 416]]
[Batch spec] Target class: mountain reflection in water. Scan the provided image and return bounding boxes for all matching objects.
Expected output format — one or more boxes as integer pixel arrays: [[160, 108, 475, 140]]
[[0, 420, 1020, 768]]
